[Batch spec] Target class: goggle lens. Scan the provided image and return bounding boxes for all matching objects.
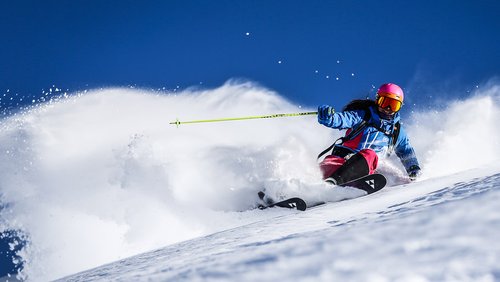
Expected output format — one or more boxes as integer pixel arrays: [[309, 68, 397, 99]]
[[377, 96, 402, 112]]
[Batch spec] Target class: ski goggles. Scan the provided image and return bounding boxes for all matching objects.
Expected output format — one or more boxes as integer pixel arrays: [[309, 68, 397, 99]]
[[376, 96, 402, 112]]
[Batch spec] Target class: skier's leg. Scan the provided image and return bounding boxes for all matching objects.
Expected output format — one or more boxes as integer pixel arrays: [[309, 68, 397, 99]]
[[319, 155, 346, 179], [357, 149, 378, 174], [326, 149, 378, 184]]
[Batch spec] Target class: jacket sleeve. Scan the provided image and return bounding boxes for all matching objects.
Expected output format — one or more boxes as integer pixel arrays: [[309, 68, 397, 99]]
[[322, 110, 366, 129], [394, 127, 420, 172]]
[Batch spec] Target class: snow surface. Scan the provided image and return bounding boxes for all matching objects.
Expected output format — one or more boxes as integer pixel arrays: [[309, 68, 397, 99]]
[[1, 81, 500, 281], [61, 169, 500, 282]]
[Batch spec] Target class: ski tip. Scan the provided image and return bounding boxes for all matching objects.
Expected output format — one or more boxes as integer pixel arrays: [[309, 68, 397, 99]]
[[293, 198, 307, 211], [274, 197, 307, 211], [258, 197, 307, 211]]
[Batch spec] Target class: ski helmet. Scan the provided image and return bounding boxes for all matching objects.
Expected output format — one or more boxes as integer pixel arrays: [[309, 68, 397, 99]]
[[375, 83, 404, 112], [376, 83, 404, 103]]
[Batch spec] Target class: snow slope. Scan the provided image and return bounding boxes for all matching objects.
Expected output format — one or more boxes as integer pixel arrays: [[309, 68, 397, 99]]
[[1, 81, 499, 281], [61, 168, 500, 282]]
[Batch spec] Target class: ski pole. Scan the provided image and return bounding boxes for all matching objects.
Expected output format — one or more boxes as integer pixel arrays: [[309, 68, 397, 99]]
[[170, 111, 317, 127]]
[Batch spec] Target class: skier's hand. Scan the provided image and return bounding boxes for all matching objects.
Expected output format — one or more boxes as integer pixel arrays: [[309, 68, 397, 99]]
[[318, 105, 335, 126], [408, 165, 421, 181]]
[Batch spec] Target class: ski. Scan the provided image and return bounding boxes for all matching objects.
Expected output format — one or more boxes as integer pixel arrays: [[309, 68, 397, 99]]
[[256, 174, 385, 211], [258, 197, 307, 211], [337, 173, 387, 194]]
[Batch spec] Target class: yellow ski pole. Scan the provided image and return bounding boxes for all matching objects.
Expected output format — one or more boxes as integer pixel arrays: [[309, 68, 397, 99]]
[[170, 111, 317, 127]]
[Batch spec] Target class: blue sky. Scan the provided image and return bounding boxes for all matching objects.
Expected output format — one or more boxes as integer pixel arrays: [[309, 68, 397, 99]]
[[1, 0, 499, 113], [0, 0, 499, 276]]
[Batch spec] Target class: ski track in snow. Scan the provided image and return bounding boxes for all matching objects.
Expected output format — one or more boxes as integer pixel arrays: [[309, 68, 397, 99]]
[[1, 81, 500, 281]]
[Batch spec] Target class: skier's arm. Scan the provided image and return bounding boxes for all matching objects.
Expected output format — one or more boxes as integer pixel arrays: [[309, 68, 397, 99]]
[[317, 105, 365, 129], [394, 127, 421, 180]]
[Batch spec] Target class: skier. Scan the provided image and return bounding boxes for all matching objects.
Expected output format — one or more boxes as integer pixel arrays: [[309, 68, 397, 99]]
[[317, 83, 421, 185]]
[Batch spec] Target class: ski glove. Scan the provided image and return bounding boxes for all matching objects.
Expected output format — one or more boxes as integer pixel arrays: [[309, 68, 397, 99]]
[[408, 165, 421, 181], [318, 105, 335, 126]]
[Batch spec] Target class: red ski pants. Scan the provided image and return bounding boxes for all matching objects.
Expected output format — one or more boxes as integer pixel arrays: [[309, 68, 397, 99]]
[[319, 149, 379, 179]]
